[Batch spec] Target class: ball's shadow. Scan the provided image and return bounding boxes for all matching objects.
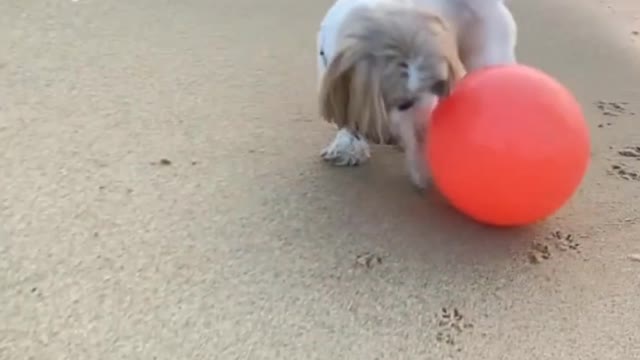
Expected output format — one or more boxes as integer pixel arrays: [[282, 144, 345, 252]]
[[313, 147, 537, 269]]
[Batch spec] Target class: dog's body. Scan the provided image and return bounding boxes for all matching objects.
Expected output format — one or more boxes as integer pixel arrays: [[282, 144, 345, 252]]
[[316, 0, 517, 188]]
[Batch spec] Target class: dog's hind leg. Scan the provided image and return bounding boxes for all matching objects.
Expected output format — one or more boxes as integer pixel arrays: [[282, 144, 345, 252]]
[[458, 0, 518, 71]]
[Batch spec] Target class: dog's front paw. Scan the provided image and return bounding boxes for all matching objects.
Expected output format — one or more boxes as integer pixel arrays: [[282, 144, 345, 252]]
[[321, 128, 370, 166], [406, 149, 431, 191], [409, 165, 430, 191]]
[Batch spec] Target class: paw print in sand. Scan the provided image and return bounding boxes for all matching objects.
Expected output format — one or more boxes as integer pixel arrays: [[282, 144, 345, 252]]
[[595, 100, 633, 117], [354, 252, 382, 269], [528, 242, 551, 264], [609, 164, 639, 181], [549, 230, 581, 253], [435, 307, 473, 349], [618, 146, 640, 159], [594, 100, 634, 128], [528, 230, 583, 264], [607, 145, 640, 181]]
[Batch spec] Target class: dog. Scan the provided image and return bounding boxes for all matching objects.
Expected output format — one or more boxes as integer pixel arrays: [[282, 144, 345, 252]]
[[316, 0, 518, 189]]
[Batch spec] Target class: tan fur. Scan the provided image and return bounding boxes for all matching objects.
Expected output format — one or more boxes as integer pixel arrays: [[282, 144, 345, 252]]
[[319, 4, 466, 145]]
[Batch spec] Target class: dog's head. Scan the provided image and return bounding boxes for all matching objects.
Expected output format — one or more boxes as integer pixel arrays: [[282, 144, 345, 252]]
[[319, 4, 466, 144]]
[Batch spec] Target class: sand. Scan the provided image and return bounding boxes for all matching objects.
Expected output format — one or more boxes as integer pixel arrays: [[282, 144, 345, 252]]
[[1, 0, 639, 359]]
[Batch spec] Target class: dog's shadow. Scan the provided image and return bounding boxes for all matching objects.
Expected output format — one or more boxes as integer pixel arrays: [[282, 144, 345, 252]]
[[282, 147, 543, 274]]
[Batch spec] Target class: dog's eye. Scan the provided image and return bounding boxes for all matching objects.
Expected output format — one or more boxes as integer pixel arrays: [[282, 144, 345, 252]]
[[430, 80, 449, 97], [397, 99, 415, 111], [399, 61, 409, 69]]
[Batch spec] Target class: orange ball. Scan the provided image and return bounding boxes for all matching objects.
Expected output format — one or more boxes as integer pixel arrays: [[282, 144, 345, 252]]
[[425, 65, 590, 227]]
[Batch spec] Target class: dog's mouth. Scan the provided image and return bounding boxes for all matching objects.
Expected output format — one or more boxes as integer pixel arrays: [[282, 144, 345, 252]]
[[397, 99, 416, 111]]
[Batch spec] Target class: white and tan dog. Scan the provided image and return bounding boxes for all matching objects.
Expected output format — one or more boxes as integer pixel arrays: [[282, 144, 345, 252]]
[[317, 0, 517, 189]]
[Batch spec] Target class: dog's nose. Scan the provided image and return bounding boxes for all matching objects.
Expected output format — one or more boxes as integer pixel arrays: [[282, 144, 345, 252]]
[[431, 79, 449, 97]]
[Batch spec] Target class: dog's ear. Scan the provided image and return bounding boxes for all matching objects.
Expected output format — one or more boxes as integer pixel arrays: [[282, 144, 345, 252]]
[[443, 36, 467, 96], [419, 13, 466, 98], [429, 52, 465, 98], [447, 53, 466, 83], [319, 46, 393, 144], [319, 48, 354, 130]]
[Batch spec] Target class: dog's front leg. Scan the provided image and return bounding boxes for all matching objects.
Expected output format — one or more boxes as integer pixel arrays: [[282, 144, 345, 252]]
[[405, 137, 429, 191], [321, 128, 371, 166], [392, 110, 430, 190]]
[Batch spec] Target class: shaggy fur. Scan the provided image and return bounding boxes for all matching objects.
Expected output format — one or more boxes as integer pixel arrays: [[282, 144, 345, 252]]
[[316, 0, 518, 189], [320, 4, 465, 144]]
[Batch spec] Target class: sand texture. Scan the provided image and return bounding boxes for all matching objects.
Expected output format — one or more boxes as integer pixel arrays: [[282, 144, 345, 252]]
[[1, 0, 639, 359]]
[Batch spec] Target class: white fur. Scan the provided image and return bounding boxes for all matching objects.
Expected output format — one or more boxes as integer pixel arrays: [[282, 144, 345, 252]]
[[392, 108, 430, 188], [406, 60, 422, 92], [321, 128, 371, 166], [317, 0, 518, 189], [389, 95, 439, 188]]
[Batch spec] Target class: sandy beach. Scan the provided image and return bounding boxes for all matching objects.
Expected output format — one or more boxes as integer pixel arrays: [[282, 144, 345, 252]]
[[1, 0, 639, 359]]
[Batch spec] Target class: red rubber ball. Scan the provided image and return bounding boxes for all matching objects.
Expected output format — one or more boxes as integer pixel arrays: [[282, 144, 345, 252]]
[[425, 64, 591, 227]]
